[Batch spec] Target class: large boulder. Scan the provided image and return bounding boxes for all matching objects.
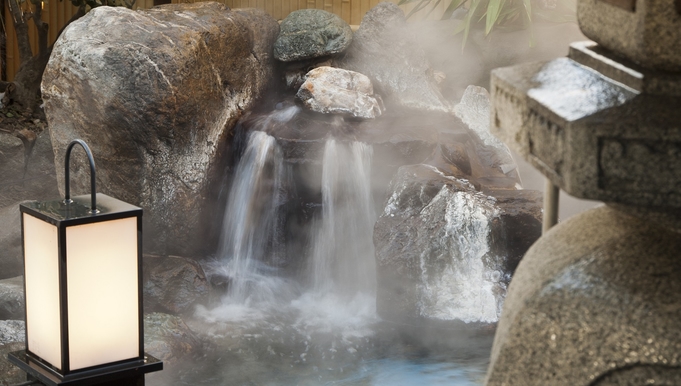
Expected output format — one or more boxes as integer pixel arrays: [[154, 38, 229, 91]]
[[374, 164, 503, 324], [339, 2, 450, 112], [296, 67, 383, 119], [143, 255, 210, 315], [0, 128, 58, 209], [0, 277, 24, 320], [374, 164, 541, 325], [274, 9, 353, 62], [42, 3, 280, 257]]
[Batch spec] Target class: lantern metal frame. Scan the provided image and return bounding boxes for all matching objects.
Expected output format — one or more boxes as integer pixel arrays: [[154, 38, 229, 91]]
[[8, 140, 162, 386]]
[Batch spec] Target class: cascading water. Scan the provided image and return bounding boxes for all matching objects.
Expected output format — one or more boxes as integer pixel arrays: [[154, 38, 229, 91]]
[[311, 139, 376, 297], [216, 130, 286, 304], [187, 106, 493, 386]]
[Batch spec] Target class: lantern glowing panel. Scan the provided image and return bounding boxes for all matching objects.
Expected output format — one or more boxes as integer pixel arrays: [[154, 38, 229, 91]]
[[65, 216, 139, 370], [23, 213, 62, 370]]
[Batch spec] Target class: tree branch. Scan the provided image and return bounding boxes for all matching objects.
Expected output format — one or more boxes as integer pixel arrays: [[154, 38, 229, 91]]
[[7, 0, 33, 65], [32, 2, 49, 56]]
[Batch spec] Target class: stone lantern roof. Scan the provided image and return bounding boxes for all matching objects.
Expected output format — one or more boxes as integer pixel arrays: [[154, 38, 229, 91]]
[[490, 0, 681, 209]]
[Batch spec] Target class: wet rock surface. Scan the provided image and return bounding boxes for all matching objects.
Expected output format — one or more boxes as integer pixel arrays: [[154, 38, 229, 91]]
[[143, 255, 210, 315], [297, 67, 383, 119], [0, 277, 24, 320], [0, 341, 24, 386], [144, 312, 203, 365], [274, 9, 352, 62], [0, 320, 24, 345], [0, 320, 25, 385], [455, 85, 518, 183], [339, 2, 449, 112], [485, 189, 542, 275], [373, 164, 535, 325], [42, 3, 279, 258], [0, 206, 22, 281]]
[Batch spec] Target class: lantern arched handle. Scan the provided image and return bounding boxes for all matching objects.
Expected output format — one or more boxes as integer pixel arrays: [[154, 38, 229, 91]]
[[64, 139, 98, 213]]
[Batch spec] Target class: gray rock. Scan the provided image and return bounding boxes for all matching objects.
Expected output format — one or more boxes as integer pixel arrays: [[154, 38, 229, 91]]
[[485, 189, 543, 276], [577, 0, 681, 72], [0, 129, 58, 279], [0, 206, 22, 280], [0, 320, 24, 345], [42, 3, 280, 257], [0, 277, 24, 320], [374, 164, 541, 325], [274, 9, 352, 62], [144, 312, 202, 365], [486, 206, 681, 385], [296, 66, 383, 119], [0, 342, 25, 386], [0, 321, 24, 384], [339, 2, 450, 113], [454, 86, 519, 183], [143, 255, 209, 315]]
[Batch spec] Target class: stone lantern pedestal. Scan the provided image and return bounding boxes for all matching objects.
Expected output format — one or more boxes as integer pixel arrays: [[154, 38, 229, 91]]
[[485, 1, 681, 384]]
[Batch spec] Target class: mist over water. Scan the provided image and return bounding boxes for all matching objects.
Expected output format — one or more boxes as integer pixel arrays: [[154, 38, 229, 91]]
[[176, 101, 495, 386], [311, 139, 376, 297], [199, 102, 382, 332], [152, 12, 593, 385]]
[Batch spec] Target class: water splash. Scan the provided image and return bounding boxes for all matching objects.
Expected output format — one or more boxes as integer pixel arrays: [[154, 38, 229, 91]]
[[417, 187, 501, 323]]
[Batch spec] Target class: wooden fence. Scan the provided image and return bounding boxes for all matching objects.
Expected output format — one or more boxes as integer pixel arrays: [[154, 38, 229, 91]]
[[4, 0, 432, 81]]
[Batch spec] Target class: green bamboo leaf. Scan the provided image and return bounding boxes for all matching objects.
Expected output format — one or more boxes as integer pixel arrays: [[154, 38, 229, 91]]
[[523, 0, 532, 22], [485, 0, 505, 35], [451, 19, 468, 35], [462, 0, 481, 50], [442, 0, 468, 19], [528, 23, 536, 47], [424, 0, 444, 18], [406, 0, 431, 19]]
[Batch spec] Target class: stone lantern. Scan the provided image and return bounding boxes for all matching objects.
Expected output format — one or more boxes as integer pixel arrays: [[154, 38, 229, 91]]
[[485, 0, 681, 384]]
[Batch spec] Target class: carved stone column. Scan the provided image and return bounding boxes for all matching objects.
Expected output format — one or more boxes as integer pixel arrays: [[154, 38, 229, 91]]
[[485, 1, 681, 384]]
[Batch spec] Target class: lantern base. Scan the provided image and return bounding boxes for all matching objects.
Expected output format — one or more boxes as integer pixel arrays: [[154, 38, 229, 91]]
[[8, 350, 162, 386]]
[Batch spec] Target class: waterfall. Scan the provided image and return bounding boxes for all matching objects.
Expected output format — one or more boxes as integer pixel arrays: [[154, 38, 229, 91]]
[[310, 139, 376, 297], [217, 130, 287, 304], [418, 187, 501, 323]]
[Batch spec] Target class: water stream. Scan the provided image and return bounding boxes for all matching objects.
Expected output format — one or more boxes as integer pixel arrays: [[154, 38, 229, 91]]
[[153, 107, 493, 385]]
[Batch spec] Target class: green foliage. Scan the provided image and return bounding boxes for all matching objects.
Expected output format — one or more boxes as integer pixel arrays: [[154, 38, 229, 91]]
[[398, 0, 575, 49]]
